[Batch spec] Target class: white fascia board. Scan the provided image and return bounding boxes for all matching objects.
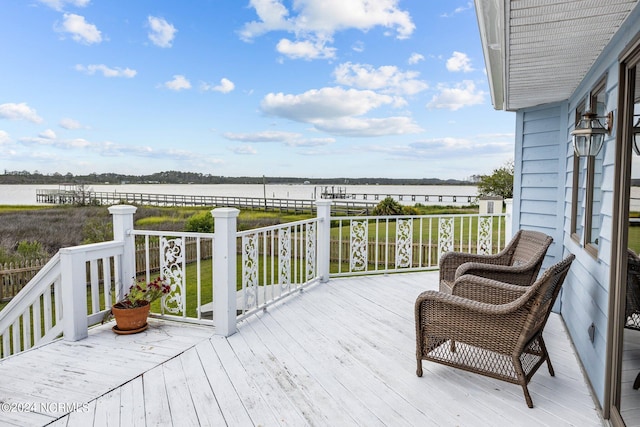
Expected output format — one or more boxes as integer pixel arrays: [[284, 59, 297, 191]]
[[474, 0, 506, 110]]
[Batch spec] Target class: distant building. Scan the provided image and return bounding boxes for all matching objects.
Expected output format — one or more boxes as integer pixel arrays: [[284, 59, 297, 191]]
[[478, 196, 502, 214]]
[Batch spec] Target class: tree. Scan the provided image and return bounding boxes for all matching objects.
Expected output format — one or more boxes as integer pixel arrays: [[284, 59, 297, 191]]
[[372, 196, 418, 216], [477, 161, 514, 199]]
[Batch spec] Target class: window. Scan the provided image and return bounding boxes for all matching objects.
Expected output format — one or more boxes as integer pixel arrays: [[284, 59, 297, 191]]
[[571, 76, 607, 256]]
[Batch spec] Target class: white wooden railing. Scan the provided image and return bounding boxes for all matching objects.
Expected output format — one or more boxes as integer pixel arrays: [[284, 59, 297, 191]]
[[0, 240, 125, 358], [236, 217, 321, 321], [130, 229, 215, 325], [0, 199, 512, 357], [0, 253, 62, 358], [329, 213, 507, 276]]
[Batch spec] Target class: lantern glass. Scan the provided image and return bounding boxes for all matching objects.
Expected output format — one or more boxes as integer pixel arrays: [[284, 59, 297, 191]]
[[633, 117, 640, 155], [571, 113, 606, 157]]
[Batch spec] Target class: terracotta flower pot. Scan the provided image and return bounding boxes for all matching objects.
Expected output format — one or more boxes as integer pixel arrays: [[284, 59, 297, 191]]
[[111, 301, 150, 334]]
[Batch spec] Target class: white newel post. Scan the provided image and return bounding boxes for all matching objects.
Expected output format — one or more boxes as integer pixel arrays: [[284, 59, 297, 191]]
[[212, 207, 240, 337], [109, 205, 138, 301], [316, 199, 332, 283], [60, 247, 89, 341], [505, 198, 514, 241]]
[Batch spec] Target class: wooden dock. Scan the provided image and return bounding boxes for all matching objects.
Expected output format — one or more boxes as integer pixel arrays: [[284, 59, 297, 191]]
[[35, 190, 375, 215], [314, 185, 477, 204]]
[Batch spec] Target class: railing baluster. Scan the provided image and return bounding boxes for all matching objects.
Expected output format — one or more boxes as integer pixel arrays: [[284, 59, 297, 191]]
[[12, 320, 19, 356], [22, 309, 31, 350], [43, 286, 52, 333], [33, 296, 42, 345], [90, 259, 100, 314], [103, 257, 112, 309], [196, 237, 202, 320]]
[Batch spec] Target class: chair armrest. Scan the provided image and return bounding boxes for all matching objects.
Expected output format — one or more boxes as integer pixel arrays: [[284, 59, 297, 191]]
[[454, 261, 541, 286], [439, 250, 511, 283], [451, 274, 527, 305]]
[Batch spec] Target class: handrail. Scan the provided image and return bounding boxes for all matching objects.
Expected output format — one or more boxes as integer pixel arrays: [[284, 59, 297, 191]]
[[0, 253, 61, 333], [0, 240, 125, 359]]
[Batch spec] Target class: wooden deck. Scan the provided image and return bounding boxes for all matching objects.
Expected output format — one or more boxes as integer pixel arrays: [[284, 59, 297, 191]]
[[0, 272, 603, 426]]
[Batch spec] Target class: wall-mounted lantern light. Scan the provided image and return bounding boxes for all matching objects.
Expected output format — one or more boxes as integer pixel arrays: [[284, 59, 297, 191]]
[[571, 111, 613, 157], [632, 115, 640, 155]]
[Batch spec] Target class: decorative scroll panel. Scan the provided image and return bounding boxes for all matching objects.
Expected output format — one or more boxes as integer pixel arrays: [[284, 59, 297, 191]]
[[477, 217, 493, 255], [395, 218, 413, 268], [278, 228, 291, 291], [305, 223, 316, 280], [350, 220, 368, 272], [438, 218, 455, 260], [242, 233, 259, 310], [160, 237, 185, 314]]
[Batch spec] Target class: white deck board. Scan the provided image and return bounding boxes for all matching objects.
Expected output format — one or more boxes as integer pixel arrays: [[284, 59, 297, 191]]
[[0, 271, 604, 426]]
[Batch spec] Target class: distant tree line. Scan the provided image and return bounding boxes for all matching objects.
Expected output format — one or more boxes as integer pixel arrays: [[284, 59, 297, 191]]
[[0, 170, 473, 186]]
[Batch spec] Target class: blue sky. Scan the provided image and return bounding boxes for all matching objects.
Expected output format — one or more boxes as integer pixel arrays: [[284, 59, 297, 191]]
[[0, 0, 515, 179]]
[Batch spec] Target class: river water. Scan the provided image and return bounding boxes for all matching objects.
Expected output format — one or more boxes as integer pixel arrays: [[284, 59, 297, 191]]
[[0, 183, 479, 206]]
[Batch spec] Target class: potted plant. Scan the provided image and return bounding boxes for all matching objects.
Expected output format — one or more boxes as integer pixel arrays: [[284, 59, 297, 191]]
[[111, 277, 170, 334]]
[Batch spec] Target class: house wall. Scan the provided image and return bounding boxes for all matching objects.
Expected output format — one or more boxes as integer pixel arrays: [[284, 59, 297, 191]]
[[512, 7, 640, 407], [513, 104, 567, 266]]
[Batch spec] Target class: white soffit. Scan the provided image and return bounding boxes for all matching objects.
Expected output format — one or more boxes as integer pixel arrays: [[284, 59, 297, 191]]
[[477, 0, 639, 111]]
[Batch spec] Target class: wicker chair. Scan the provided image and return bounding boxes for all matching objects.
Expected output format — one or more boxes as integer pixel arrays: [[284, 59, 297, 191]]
[[439, 229, 553, 294], [624, 250, 640, 389], [625, 249, 640, 331], [416, 254, 575, 408]]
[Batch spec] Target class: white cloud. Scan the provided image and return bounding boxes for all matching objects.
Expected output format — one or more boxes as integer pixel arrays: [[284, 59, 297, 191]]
[[223, 130, 335, 147], [59, 118, 82, 129], [16, 133, 223, 164], [201, 78, 235, 93], [261, 86, 422, 136], [75, 64, 137, 78], [242, 0, 414, 40], [163, 75, 191, 91], [366, 134, 512, 160], [230, 145, 258, 155], [261, 87, 395, 121], [19, 135, 93, 148], [333, 62, 428, 95], [65, 138, 92, 148], [441, 2, 474, 18], [38, 0, 89, 11], [39, 129, 57, 139], [285, 137, 334, 147], [446, 51, 473, 72], [352, 41, 365, 52], [276, 38, 336, 60], [313, 116, 422, 137], [0, 130, 11, 145], [148, 16, 177, 48], [240, 0, 414, 60], [408, 53, 424, 64], [427, 80, 485, 111], [0, 103, 43, 123], [240, 0, 293, 40], [57, 13, 102, 44], [223, 130, 301, 142]]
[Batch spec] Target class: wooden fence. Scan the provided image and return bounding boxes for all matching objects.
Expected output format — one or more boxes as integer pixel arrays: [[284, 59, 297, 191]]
[[0, 259, 49, 302]]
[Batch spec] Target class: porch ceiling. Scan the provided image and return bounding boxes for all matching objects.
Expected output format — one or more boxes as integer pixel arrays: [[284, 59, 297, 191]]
[[476, 0, 639, 111]]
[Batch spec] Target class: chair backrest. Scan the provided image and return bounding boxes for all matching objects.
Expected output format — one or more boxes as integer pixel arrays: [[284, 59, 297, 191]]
[[509, 230, 553, 268], [625, 249, 640, 329], [520, 254, 575, 343]]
